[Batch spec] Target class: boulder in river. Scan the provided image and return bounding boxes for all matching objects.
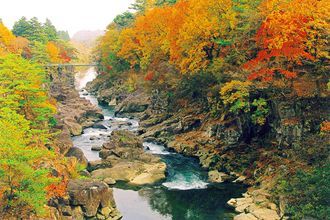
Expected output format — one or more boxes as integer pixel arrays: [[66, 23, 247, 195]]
[[91, 161, 166, 185], [65, 147, 88, 168], [88, 159, 112, 172], [208, 170, 232, 183], [91, 145, 102, 151], [49, 179, 121, 220], [92, 130, 166, 185], [92, 122, 108, 130], [67, 179, 121, 219]]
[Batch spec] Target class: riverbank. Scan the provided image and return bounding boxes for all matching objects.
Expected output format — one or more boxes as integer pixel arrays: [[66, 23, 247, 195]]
[[48, 68, 122, 220], [85, 71, 328, 220], [85, 71, 283, 219], [73, 68, 247, 219]]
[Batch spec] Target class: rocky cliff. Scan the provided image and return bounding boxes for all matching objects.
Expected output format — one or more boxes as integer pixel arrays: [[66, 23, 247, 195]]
[[86, 73, 329, 220]]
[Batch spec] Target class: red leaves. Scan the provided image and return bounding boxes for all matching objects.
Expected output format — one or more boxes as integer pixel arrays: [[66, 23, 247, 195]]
[[243, 1, 317, 82], [278, 69, 297, 79], [247, 68, 275, 81], [144, 71, 155, 81]]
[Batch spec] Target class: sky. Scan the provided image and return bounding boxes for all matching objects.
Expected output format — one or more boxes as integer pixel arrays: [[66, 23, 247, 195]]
[[0, 0, 135, 37]]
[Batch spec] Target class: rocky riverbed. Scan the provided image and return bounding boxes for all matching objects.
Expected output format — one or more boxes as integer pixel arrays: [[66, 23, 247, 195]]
[[84, 70, 292, 220], [73, 68, 249, 219]]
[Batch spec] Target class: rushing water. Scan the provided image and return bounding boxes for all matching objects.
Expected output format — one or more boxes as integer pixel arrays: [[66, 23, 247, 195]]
[[73, 68, 246, 220]]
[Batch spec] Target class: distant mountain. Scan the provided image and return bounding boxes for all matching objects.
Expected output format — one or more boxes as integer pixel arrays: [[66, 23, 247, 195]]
[[72, 30, 104, 46]]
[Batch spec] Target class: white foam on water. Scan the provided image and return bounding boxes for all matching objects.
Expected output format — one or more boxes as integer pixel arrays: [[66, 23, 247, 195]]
[[143, 142, 171, 155], [162, 174, 208, 190]]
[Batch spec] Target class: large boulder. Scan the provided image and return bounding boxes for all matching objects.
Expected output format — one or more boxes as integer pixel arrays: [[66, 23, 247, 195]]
[[67, 179, 118, 218], [65, 147, 88, 168], [92, 130, 167, 185], [49, 179, 121, 220], [115, 91, 150, 116], [91, 161, 166, 185]]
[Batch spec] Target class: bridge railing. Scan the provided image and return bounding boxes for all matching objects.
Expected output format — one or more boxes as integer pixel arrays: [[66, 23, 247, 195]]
[[44, 63, 98, 67]]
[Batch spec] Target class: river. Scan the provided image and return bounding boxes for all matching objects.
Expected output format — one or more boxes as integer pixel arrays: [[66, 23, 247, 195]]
[[73, 68, 245, 220]]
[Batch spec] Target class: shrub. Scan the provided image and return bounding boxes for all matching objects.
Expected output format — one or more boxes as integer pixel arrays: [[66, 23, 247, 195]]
[[276, 163, 330, 220]]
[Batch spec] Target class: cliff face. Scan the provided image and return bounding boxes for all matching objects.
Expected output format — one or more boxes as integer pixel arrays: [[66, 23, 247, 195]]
[[50, 69, 103, 154], [86, 73, 329, 219]]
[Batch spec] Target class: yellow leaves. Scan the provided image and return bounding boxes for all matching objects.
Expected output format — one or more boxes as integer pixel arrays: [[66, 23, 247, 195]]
[[0, 22, 15, 48], [46, 41, 61, 63], [220, 80, 252, 106]]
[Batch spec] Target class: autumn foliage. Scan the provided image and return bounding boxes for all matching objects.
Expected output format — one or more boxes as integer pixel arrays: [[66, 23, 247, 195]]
[[0, 21, 79, 218]]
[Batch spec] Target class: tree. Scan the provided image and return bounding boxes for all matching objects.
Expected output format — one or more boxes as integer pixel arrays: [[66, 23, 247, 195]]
[[57, 30, 70, 41], [243, 0, 330, 81], [113, 12, 135, 29], [30, 41, 50, 64], [0, 54, 58, 217], [46, 41, 61, 63], [43, 18, 58, 41], [0, 108, 55, 217]]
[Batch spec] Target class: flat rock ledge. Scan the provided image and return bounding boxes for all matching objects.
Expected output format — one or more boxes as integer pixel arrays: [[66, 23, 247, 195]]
[[91, 130, 167, 185], [227, 189, 281, 220]]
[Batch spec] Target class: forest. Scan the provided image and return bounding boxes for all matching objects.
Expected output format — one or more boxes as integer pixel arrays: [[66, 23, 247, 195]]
[[0, 0, 329, 219]]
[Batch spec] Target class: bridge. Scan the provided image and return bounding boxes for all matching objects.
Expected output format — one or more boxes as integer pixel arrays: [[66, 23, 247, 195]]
[[44, 63, 98, 67], [44, 63, 101, 81]]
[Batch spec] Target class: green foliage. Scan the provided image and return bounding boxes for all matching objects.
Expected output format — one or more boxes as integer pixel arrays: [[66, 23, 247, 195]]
[[12, 17, 59, 43], [276, 163, 330, 220], [102, 52, 130, 74], [13, 17, 47, 43], [220, 81, 270, 125], [174, 72, 217, 104], [251, 98, 269, 125], [155, 0, 177, 6], [43, 19, 58, 41], [0, 108, 56, 216], [57, 30, 70, 41], [113, 12, 135, 29], [0, 54, 55, 127], [30, 41, 50, 64], [220, 80, 251, 114]]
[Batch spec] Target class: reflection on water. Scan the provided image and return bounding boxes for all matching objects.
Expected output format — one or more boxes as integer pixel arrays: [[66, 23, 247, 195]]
[[114, 183, 245, 220], [74, 68, 246, 220]]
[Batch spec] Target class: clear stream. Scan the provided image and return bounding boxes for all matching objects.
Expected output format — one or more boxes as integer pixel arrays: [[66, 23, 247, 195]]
[[73, 68, 246, 220]]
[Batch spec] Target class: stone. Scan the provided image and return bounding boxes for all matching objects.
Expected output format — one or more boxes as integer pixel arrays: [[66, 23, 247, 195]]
[[87, 160, 112, 172], [67, 179, 115, 217], [65, 119, 83, 136], [233, 175, 247, 183], [103, 178, 116, 185], [96, 213, 106, 220], [92, 122, 108, 130], [71, 206, 84, 220], [234, 213, 258, 220], [208, 170, 231, 183], [60, 206, 72, 216], [109, 98, 117, 106], [91, 161, 166, 185], [65, 147, 88, 168], [91, 146, 102, 151], [250, 208, 280, 220], [100, 207, 113, 217]]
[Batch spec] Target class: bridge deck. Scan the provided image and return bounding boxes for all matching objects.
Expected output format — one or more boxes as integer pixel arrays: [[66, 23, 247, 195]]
[[45, 63, 97, 67]]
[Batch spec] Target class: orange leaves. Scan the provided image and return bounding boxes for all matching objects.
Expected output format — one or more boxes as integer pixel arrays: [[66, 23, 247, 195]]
[[46, 41, 72, 63], [245, 0, 329, 82], [46, 178, 68, 199], [144, 71, 155, 81], [116, 0, 238, 73], [46, 41, 61, 63]]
